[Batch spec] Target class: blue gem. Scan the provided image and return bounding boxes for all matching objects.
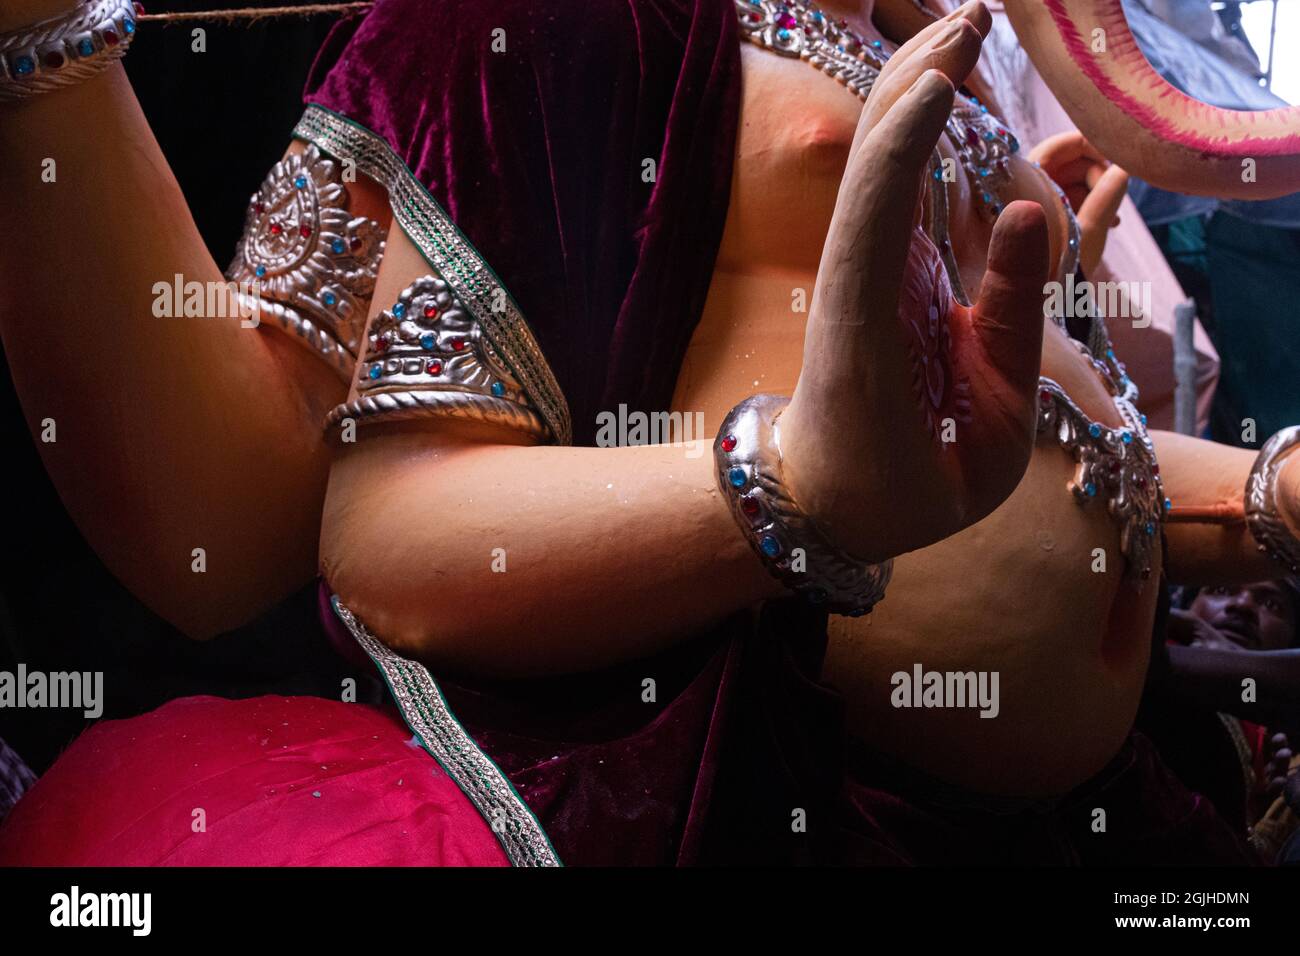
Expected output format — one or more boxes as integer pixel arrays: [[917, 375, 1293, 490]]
[[393, 302, 406, 317], [1008, 134, 1019, 153], [813, 10, 823, 20], [491, 381, 506, 397], [760, 534, 782, 557], [419, 332, 436, 350], [13, 55, 34, 76], [294, 175, 307, 189], [254, 265, 267, 278], [368, 364, 381, 380], [1140, 414, 1148, 426], [983, 131, 994, 142], [124, 19, 135, 35], [979, 104, 988, 113], [1106, 348, 1116, 359], [778, 29, 790, 40], [871, 39, 882, 48], [77, 38, 94, 56], [1165, 498, 1172, 511], [981, 192, 993, 204], [1085, 482, 1097, 497], [1145, 522, 1155, 535], [728, 467, 746, 489], [322, 291, 336, 307], [933, 168, 944, 181], [1068, 236, 1079, 249], [331, 238, 346, 254], [1121, 431, 1133, 444], [1088, 423, 1102, 438]]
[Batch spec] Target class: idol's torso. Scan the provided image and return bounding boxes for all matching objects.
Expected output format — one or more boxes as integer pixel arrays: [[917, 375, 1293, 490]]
[[672, 38, 1157, 796]]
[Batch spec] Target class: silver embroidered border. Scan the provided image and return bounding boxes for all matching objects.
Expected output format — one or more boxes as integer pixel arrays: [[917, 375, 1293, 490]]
[[293, 105, 573, 446], [331, 598, 562, 868]]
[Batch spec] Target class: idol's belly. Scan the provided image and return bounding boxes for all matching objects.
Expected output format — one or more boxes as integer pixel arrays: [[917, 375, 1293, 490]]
[[823, 437, 1161, 797]]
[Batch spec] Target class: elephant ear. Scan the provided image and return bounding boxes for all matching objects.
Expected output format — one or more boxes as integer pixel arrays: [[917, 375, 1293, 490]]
[[1002, 0, 1300, 199]]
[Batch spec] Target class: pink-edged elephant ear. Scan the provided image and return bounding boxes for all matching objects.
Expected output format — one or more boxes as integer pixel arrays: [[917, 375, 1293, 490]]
[[1003, 0, 1300, 199]]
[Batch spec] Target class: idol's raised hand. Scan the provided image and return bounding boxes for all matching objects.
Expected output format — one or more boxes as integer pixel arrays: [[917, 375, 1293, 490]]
[[780, 2, 1049, 562]]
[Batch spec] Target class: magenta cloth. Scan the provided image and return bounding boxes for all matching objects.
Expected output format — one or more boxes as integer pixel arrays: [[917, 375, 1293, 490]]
[[0, 695, 507, 866], [303, 0, 742, 443]]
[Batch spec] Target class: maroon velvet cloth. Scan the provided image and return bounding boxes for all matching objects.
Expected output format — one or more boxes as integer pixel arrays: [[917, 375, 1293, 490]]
[[303, 0, 742, 444]]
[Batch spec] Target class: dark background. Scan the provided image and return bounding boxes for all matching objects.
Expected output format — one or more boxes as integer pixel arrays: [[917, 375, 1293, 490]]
[[0, 2, 360, 772]]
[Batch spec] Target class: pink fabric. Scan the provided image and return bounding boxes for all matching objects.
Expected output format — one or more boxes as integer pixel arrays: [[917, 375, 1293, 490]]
[[0, 695, 507, 866]]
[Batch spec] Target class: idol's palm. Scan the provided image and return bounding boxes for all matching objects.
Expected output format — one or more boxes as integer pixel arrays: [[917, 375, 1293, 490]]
[[780, 3, 1049, 562]]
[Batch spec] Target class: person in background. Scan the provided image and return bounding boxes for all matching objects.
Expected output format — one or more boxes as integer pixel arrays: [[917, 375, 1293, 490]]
[[1141, 579, 1300, 861]]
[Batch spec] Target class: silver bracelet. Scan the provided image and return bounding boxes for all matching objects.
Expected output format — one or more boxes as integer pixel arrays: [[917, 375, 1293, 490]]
[[1245, 426, 1300, 574], [714, 393, 891, 616], [0, 0, 138, 102]]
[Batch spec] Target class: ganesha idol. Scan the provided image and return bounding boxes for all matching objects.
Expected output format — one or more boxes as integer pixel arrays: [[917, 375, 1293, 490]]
[[0, 0, 1298, 866]]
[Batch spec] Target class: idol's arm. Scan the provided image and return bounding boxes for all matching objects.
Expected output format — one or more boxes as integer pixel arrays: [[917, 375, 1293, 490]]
[[321, 17, 1053, 678], [0, 4, 384, 637], [1153, 430, 1300, 585]]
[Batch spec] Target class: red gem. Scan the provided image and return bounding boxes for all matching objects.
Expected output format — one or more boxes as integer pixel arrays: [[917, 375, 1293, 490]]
[[253, 202, 264, 215], [134, 1, 145, 14], [721, 435, 737, 452], [965, 128, 980, 148], [299, 224, 312, 238], [104, 29, 119, 46], [1039, 389, 1051, 401], [740, 497, 761, 519], [451, 337, 465, 351], [776, 12, 796, 28], [1152, 464, 1160, 475], [996, 127, 1007, 137], [376, 335, 391, 351], [427, 359, 443, 374], [43, 51, 65, 69], [350, 236, 362, 250], [423, 303, 439, 319], [269, 221, 282, 236]]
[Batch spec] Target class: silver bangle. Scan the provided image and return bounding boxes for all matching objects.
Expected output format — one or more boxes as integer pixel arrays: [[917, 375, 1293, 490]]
[[714, 393, 891, 616], [1245, 426, 1300, 574], [0, 0, 138, 103]]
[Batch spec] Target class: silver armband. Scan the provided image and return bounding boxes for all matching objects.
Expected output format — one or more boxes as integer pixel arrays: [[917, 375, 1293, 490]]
[[714, 394, 891, 616], [0, 0, 137, 102], [325, 274, 551, 443], [1245, 426, 1300, 574], [226, 145, 386, 378]]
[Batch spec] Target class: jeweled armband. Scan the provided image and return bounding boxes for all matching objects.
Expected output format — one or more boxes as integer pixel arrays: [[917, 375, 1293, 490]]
[[1245, 426, 1300, 574], [0, 0, 138, 102], [325, 274, 551, 443], [226, 145, 385, 378], [714, 394, 891, 616]]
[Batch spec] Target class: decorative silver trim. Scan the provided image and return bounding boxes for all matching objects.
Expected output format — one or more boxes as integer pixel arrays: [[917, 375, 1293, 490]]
[[1036, 377, 1166, 587], [330, 597, 562, 868], [293, 105, 573, 446], [226, 144, 385, 379]]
